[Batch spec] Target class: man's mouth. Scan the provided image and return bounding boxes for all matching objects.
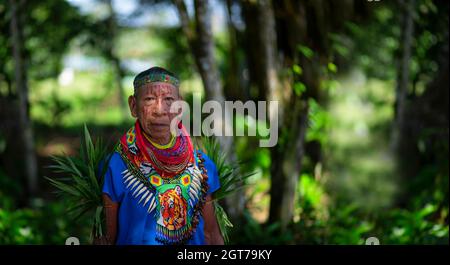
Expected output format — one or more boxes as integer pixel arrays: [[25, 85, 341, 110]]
[[150, 123, 169, 128]]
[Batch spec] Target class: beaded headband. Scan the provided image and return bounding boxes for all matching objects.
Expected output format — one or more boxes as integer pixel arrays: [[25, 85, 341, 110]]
[[133, 71, 180, 91]]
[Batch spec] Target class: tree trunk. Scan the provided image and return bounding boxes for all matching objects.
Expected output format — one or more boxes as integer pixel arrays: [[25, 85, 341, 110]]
[[224, 0, 244, 101], [267, 0, 329, 228], [241, 0, 270, 101], [268, 91, 309, 227], [241, 0, 283, 113], [192, 0, 224, 102], [391, 0, 415, 152], [240, 0, 362, 227], [9, 0, 39, 199], [106, 0, 128, 119], [241, 0, 304, 228], [173, 0, 244, 222], [393, 0, 448, 208], [112, 56, 127, 117]]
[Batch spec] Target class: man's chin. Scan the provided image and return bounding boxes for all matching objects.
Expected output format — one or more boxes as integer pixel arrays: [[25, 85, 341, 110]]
[[148, 130, 171, 140], [142, 125, 168, 134]]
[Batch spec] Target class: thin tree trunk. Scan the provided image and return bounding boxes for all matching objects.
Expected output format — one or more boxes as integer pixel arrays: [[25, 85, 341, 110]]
[[267, 0, 322, 228], [269, 100, 308, 227], [9, 0, 39, 199], [241, 0, 269, 101], [112, 56, 127, 117], [192, 0, 225, 102], [106, 0, 128, 119], [391, 0, 415, 152], [224, 0, 244, 101], [258, 0, 281, 106], [240, 0, 295, 227], [241, 0, 303, 228], [173, 0, 244, 221], [242, 0, 360, 227]]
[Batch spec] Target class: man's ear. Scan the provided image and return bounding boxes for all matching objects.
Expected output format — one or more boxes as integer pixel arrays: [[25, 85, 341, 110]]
[[177, 94, 184, 115], [128, 95, 137, 118]]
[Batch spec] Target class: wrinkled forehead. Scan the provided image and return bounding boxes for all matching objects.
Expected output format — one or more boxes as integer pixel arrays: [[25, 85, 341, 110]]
[[136, 82, 179, 97]]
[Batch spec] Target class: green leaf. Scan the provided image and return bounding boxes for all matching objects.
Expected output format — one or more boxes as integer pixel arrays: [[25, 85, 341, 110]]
[[293, 64, 303, 75], [297, 44, 314, 59], [294, 82, 307, 96], [328, 62, 338, 73], [214, 201, 233, 244], [45, 176, 82, 197]]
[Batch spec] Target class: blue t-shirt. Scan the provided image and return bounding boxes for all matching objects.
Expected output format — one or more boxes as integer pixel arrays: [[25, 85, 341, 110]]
[[102, 149, 220, 245]]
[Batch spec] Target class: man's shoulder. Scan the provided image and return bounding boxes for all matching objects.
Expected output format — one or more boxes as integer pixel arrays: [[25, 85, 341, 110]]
[[195, 149, 217, 172], [104, 151, 127, 171]]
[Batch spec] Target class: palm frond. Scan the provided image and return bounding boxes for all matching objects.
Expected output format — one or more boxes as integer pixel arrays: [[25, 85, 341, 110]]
[[196, 136, 256, 244], [213, 201, 233, 243], [46, 124, 112, 240]]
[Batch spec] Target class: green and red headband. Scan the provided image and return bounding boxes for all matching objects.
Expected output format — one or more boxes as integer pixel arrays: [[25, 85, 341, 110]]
[[133, 67, 180, 92]]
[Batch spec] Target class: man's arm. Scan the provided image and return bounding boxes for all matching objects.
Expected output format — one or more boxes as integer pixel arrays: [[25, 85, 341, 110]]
[[202, 195, 224, 245], [97, 193, 118, 245]]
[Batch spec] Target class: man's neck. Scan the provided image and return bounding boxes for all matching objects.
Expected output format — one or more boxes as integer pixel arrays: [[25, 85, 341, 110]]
[[144, 131, 175, 147]]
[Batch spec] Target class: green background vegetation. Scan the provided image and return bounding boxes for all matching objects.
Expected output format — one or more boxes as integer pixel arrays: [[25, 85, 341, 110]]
[[0, 0, 448, 244]]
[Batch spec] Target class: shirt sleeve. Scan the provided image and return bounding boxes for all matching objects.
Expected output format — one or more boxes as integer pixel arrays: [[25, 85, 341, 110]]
[[101, 152, 126, 203], [198, 151, 221, 196]]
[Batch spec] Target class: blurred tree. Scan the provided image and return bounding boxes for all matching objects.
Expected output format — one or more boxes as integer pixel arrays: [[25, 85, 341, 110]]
[[394, 0, 449, 211], [258, 0, 369, 228], [8, 0, 39, 199], [172, 0, 244, 222], [240, 0, 293, 227], [152, 26, 194, 81], [222, 0, 246, 101], [240, 0, 275, 102], [0, 0, 86, 204], [391, 0, 416, 154], [0, 2, 13, 98], [135, 0, 195, 80], [76, 0, 129, 119], [103, 0, 128, 119]]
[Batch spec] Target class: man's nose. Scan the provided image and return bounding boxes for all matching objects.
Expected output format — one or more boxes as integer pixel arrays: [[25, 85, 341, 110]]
[[153, 99, 166, 116]]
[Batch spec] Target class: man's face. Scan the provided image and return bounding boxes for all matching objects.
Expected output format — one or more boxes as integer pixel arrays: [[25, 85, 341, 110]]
[[129, 82, 180, 143]]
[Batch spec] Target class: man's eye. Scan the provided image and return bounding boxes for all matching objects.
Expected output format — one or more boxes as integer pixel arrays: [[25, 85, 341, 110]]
[[145, 97, 155, 101]]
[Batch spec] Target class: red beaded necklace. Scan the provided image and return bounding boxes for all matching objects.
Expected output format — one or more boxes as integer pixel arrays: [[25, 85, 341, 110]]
[[134, 121, 194, 178]]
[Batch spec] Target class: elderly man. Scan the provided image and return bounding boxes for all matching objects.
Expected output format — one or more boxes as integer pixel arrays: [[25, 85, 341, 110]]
[[101, 66, 224, 245]]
